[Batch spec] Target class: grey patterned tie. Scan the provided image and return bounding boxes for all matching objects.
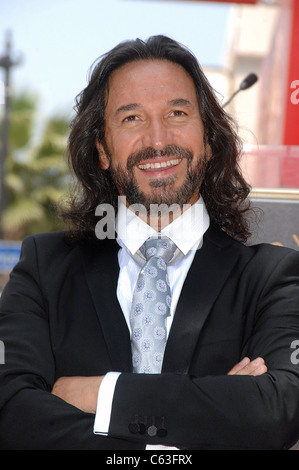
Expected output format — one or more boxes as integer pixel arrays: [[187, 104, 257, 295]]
[[130, 236, 177, 374]]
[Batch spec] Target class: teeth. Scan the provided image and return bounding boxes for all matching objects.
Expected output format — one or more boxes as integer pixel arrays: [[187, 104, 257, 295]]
[[138, 158, 182, 170]]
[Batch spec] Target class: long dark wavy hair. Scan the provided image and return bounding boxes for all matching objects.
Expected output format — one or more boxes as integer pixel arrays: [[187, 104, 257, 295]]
[[59, 35, 253, 243]]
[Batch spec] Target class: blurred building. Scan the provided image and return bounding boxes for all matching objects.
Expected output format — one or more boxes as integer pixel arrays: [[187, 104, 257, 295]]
[[203, 0, 299, 190], [202, 0, 299, 250], [204, 1, 287, 146]]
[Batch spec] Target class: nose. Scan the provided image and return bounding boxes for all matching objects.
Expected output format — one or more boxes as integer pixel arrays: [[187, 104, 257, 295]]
[[141, 117, 171, 149]]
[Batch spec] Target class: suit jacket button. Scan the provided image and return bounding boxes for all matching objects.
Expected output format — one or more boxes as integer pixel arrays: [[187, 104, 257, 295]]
[[128, 422, 140, 434], [147, 425, 157, 437], [139, 423, 146, 434], [157, 427, 167, 438]]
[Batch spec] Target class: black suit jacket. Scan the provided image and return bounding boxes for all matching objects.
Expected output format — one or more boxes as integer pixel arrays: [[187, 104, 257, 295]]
[[0, 225, 299, 449]]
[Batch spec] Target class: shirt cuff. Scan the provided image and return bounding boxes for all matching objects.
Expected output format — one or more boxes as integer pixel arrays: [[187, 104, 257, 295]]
[[93, 371, 121, 435]]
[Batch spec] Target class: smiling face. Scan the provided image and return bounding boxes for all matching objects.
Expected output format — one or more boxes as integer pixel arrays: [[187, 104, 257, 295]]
[[96, 59, 211, 214]]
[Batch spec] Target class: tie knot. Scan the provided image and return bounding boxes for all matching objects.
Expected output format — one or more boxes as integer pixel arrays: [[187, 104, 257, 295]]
[[142, 237, 176, 264]]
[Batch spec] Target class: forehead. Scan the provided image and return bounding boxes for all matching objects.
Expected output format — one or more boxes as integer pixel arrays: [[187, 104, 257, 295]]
[[105, 59, 199, 112]]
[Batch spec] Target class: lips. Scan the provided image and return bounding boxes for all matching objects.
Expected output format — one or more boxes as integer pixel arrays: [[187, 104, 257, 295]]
[[126, 145, 192, 172], [137, 158, 182, 170]]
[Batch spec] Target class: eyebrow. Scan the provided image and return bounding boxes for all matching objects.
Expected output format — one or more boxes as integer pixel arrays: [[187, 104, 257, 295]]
[[115, 98, 194, 117], [116, 103, 142, 115], [167, 98, 193, 108]]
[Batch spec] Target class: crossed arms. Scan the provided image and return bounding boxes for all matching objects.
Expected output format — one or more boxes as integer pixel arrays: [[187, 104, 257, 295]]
[[51, 356, 268, 413]]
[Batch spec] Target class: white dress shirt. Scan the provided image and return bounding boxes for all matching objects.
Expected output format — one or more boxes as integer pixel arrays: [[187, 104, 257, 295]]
[[93, 196, 210, 437]]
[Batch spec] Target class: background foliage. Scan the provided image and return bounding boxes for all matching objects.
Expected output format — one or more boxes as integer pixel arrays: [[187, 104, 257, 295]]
[[1, 91, 71, 240]]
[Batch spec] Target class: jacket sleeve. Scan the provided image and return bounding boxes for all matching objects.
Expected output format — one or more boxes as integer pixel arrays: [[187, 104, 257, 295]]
[[0, 236, 142, 450], [108, 249, 299, 450]]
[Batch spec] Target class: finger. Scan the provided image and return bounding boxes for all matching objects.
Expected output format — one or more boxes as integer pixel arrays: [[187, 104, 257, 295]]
[[247, 363, 268, 376], [234, 357, 267, 376], [227, 357, 250, 375]]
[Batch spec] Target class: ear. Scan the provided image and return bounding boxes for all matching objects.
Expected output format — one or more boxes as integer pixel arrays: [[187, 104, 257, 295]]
[[203, 133, 212, 161], [206, 142, 212, 161], [95, 140, 110, 170]]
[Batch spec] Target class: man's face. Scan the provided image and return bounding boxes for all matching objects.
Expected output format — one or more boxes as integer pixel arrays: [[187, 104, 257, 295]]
[[96, 59, 211, 210]]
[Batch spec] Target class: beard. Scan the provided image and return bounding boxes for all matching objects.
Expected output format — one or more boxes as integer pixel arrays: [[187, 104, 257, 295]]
[[108, 144, 209, 213]]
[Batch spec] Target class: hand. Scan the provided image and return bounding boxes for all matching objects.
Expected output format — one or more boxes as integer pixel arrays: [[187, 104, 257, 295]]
[[227, 357, 267, 376], [51, 375, 104, 413]]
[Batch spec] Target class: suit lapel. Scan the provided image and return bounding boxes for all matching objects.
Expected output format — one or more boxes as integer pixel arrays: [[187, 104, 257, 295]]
[[81, 239, 132, 372], [162, 225, 241, 374]]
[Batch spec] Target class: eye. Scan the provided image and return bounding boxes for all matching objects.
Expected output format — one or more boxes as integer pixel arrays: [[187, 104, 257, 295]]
[[170, 110, 187, 117], [123, 115, 139, 122]]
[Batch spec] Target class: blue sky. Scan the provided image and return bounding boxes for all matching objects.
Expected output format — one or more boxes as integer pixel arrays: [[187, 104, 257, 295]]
[[0, 0, 230, 118]]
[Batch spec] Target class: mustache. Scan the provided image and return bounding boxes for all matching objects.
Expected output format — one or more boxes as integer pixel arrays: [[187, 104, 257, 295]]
[[126, 145, 193, 171]]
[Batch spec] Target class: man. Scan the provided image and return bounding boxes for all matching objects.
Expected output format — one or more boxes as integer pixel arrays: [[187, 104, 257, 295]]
[[0, 35, 299, 450]]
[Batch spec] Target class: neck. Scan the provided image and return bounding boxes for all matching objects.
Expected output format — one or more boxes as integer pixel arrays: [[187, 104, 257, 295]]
[[121, 193, 199, 232]]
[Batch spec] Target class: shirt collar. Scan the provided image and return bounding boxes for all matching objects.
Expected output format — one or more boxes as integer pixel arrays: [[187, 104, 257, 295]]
[[116, 196, 210, 257]]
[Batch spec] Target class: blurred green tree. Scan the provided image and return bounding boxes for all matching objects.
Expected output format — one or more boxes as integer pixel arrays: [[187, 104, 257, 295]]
[[1, 91, 71, 240]]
